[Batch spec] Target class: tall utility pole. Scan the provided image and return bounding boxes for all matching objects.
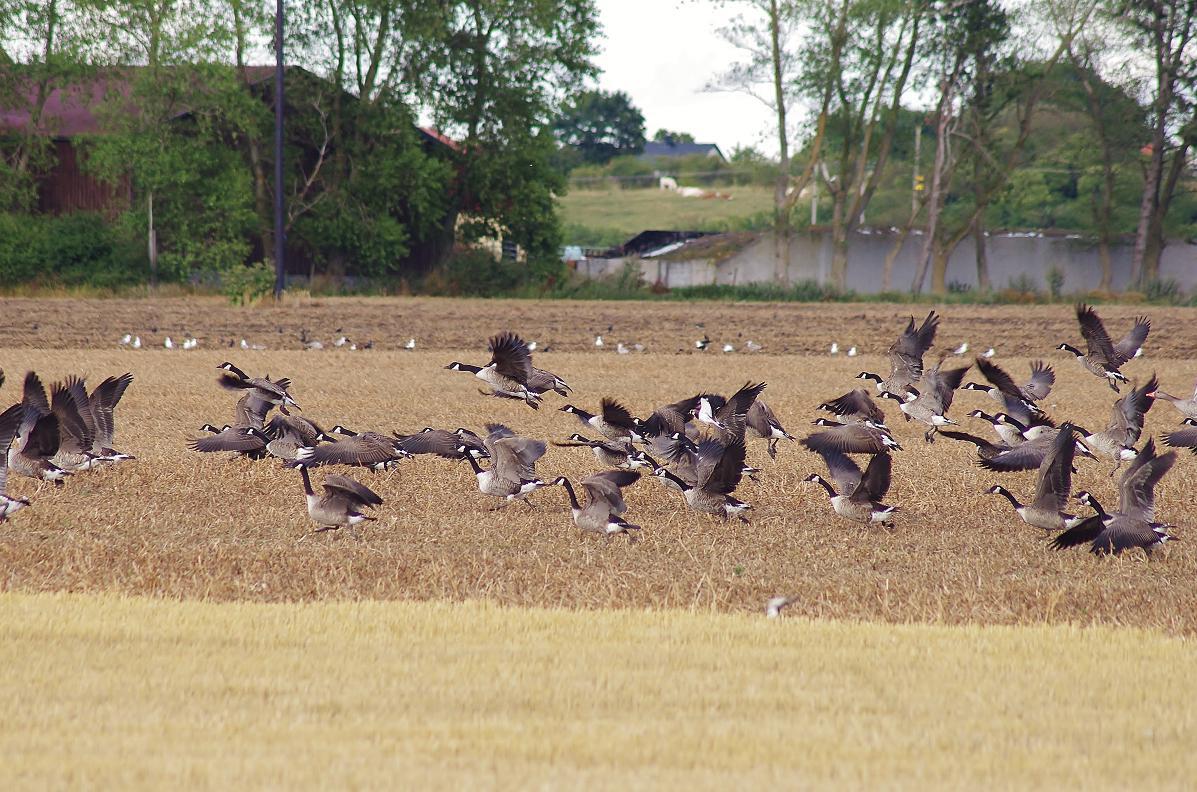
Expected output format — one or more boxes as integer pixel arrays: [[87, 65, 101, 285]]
[[272, 0, 285, 299]]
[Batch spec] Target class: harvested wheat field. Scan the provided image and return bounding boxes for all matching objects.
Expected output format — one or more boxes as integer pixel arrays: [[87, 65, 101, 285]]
[[1, 592, 1194, 789], [0, 297, 1194, 631]]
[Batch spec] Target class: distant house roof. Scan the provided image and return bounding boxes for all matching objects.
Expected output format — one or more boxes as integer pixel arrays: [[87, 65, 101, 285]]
[[640, 141, 726, 161]]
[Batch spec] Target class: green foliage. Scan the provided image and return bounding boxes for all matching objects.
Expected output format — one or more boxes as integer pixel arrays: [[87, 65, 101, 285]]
[[653, 129, 695, 144], [222, 261, 276, 305], [0, 212, 147, 290], [555, 89, 645, 165]]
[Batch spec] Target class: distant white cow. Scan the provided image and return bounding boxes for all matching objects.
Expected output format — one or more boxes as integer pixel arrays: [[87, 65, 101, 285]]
[[659, 176, 678, 191]]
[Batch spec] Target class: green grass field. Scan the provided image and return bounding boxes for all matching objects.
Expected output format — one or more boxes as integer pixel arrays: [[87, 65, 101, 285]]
[[0, 592, 1192, 789], [558, 186, 775, 246]]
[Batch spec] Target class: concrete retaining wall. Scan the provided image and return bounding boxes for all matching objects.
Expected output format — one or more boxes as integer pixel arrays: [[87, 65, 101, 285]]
[[577, 229, 1197, 293]]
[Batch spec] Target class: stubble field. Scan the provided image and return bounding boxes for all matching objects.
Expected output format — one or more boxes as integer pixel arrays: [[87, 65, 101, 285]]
[[0, 297, 1195, 633]]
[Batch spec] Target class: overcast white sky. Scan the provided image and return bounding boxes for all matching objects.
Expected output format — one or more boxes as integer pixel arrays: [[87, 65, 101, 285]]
[[593, 0, 778, 156]]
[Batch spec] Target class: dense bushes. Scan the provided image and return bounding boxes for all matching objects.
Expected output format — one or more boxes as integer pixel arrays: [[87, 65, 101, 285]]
[[0, 212, 148, 290]]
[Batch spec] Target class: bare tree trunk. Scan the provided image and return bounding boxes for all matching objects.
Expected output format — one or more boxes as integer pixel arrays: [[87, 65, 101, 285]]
[[912, 96, 951, 293], [930, 242, 950, 295], [973, 218, 989, 292], [1132, 125, 1165, 286], [829, 190, 848, 289], [769, 0, 791, 286]]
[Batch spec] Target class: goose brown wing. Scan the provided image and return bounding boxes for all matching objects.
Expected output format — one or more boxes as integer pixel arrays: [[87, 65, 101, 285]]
[[819, 388, 885, 423], [1113, 316, 1150, 364], [1023, 361, 1055, 401], [395, 429, 463, 458], [1076, 304, 1119, 365], [233, 392, 273, 427], [976, 436, 1051, 472], [580, 470, 640, 514], [493, 437, 546, 481], [527, 367, 570, 395], [190, 427, 266, 453], [0, 403, 24, 494], [857, 451, 892, 501], [888, 311, 939, 381], [814, 447, 864, 497], [802, 425, 889, 455], [483, 423, 517, 457], [927, 363, 970, 413], [89, 373, 133, 449], [321, 474, 383, 507], [716, 382, 766, 422], [50, 380, 93, 455], [642, 395, 700, 437], [1109, 375, 1157, 444], [975, 357, 1022, 400], [700, 438, 745, 495], [20, 372, 51, 429], [487, 332, 533, 384], [1117, 440, 1175, 521], [1162, 426, 1197, 452], [64, 376, 99, 448], [1032, 424, 1077, 512], [300, 434, 396, 467], [599, 398, 638, 431], [1050, 515, 1107, 551]]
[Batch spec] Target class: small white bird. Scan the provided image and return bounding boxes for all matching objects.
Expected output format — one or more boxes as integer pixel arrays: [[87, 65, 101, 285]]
[[846, 346, 858, 357], [616, 343, 630, 355], [632, 343, 645, 353], [304, 340, 324, 350], [164, 337, 174, 349], [119, 334, 132, 346], [982, 348, 996, 359], [404, 338, 416, 350], [695, 335, 710, 351], [334, 335, 350, 348], [595, 335, 604, 348], [349, 344, 358, 351], [829, 342, 839, 355], [746, 340, 763, 352], [766, 596, 795, 619], [240, 339, 250, 350], [182, 337, 198, 350], [131, 336, 142, 349], [722, 343, 735, 353], [953, 342, 969, 355], [527, 341, 538, 351]]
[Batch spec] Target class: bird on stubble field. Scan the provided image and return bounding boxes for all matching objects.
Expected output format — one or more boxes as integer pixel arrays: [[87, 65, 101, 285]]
[[1056, 303, 1150, 392]]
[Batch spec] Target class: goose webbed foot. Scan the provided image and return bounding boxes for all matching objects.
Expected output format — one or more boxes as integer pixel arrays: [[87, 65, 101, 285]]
[[767, 441, 778, 459], [924, 428, 938, 443]]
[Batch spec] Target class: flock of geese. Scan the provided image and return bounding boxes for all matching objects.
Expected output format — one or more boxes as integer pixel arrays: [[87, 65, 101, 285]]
[[2, 304, 1193, 595]]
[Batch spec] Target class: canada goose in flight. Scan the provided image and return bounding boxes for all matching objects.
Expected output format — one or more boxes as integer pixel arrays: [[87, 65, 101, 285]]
[[86, 373, 134, 462], [879, 359, 970, 442], [444, 332, 541, 408], [804, 419, 901, 454], [190, 423, 269, 457], [963, 358, 1053, 425], [692, 382, 767, 439], [653, 431, 760, 485], [217, 362, 300, 413], [394, 427, 488, 459], [857, 311, 939, 397], [968, 409, 1029, 446], [295, 463, 382, 532], [1056, 304, 1149, 391], [1147, 380, 1197, 420], [1051, 441, 1178, 555], [803, 448, 897, 528], [293, 425, 411, 469], [48, 377, 102, 471], [652, 437, 751, 521], [974, 427, 1095, 472], [0, 403, 31, 522], [986, 423, 1083, 531], [553, 470, 642, 540], [242, 415, 326, 460], [817, 388, 886, 426], [8, 373, 69, 484], [458, 424, 549, 506], [1075, 375, 1157, 468], [560, 398, 641, 442], [745, 399, 794, 458], [638, 394, 702, 439], [937, 429, 1014, 461], [1162, 417, 1197, 454], [527, 367, 571, 397], [553, 433, 634, 468]]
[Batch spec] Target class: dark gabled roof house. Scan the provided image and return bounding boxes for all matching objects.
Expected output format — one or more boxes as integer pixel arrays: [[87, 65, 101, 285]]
[[639, 140, 726, 161]]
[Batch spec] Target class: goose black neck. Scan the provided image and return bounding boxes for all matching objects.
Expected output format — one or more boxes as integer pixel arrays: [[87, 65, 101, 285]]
[[299, 466, 314, 496], [559, 478, 581, 510], [1059, 344, 1081, 356], [462, 453, 484, 474], [1085, 496, 1108, 517], [456, 363, 482, 373], [659, 469, 690, 491], [993, 487, 1021, 510], [811, 476, 836, 498]]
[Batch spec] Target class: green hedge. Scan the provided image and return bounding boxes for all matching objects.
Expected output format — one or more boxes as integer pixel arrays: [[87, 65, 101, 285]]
[[0, 213, 148, 290]]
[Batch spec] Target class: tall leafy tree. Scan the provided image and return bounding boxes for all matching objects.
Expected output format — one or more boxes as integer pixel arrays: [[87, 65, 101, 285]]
[[554, 89, 645, 164]]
